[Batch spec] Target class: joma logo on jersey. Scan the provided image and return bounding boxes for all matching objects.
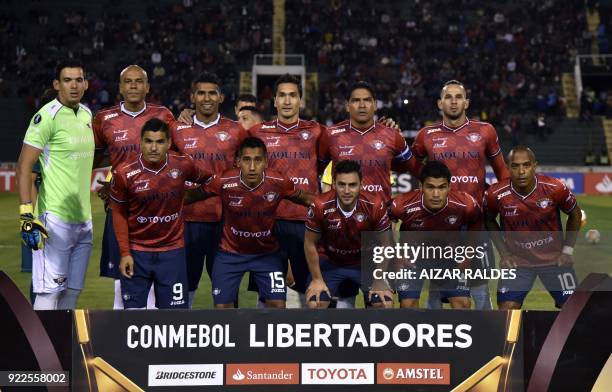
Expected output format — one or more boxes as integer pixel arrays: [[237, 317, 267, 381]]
[[324, 208, 336, 215], [331, 128, 346, 135], [261, 124, 276, 129], [104, 113, 119, 120], [176, 124, 191, 130], [427, 128, 442, 134], [497, 190, 511, 200], [114, 129, 128, 142], [406, 206, 421, 214], [127, 169, 141, 178], [223, 182, 238, 189]]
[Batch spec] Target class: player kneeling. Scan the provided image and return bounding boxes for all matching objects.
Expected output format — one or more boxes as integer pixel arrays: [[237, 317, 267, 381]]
[[304, 160, 394, 309], [484, 146, 581, 309], [110, 119, 211, 309], [190, 137, 313, 308], [389, 161, 481, 309]]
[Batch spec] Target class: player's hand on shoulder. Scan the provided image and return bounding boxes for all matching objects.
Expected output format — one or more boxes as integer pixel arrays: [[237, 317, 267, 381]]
[[379, 116, 400, 130], [178, 109, 195, 124], [119, 255, 135, 278], [499, 252, 518, 269]]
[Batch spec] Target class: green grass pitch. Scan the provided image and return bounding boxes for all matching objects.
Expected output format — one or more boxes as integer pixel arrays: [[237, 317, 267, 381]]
[[0, 193, 610, 310]]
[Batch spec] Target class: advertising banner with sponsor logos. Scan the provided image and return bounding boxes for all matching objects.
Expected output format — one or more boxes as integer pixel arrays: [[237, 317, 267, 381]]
[[70, 309, 524, 391], [0, 168, 110, 192]]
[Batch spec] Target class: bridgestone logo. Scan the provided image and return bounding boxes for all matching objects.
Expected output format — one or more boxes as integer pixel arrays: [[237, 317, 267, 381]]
[[148, 364, 223, 386], [231, 226, 271, 238]]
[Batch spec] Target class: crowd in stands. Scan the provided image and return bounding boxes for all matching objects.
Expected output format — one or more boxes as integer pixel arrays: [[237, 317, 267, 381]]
[[0, 0, 611, 136]]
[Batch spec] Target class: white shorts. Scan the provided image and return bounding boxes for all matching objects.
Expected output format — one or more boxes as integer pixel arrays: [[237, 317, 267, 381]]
[[32, 212, 93, 293]]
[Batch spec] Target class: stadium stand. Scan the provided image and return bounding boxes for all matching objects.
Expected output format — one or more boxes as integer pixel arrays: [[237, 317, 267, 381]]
[[0, 0, 610, 164]]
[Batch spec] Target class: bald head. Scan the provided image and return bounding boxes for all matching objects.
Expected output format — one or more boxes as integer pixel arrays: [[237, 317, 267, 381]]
[[507, 146, 536, 163], [119, 65, 150, 109], [120, 65, 148, 82]]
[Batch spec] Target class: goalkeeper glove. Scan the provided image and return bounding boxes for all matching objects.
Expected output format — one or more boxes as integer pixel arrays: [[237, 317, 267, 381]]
[[20, 203, 48, 250]]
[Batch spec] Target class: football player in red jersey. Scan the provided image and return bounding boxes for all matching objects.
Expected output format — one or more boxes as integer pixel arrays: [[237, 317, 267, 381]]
[[319, 81, 422, 204], [191, 137, 314, 308], [169, 72, 247, 307], [484, 146, 581, 309], [110, 119, 211, 309], [93, 65, 175, 309], [305, 160, 394, 309], [389, 161, 481, 309], [412, 80, 509, 310]]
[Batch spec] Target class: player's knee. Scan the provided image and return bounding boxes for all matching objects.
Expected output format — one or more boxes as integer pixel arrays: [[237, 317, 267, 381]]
[[498, 301, 522, 310], [265, 300, 286, 309], [215, 303, 235, 309], [450, 297, 471, 309], [400, 299, 419, 308]]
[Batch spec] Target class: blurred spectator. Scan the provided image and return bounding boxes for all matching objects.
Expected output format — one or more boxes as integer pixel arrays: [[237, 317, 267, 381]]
[[585, 150, 596, 166], [598, 148, 610, 166]]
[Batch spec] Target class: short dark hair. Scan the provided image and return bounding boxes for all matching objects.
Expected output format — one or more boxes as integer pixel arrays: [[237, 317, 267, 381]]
[[141, 118, 170, 139], [191, 72, 222, 93], [238, 136, 267, 157], [440, 80, 467, 98], [236, 93, 257, 105], [55, 60, 85, 80], [419, 160, 451, 184], [239, 105, 262, 116], [274, 73, 302, 97], [333, 159, 362, 180], [347, 81, 376, 101]]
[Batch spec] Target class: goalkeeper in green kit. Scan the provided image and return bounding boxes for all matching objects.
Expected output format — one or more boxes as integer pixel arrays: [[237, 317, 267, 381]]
[[16, 61, 95, 310]]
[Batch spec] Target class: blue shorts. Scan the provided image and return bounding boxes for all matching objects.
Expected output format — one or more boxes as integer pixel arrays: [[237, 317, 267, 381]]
[[397, 262, 470, 301], [99, 211, 121, 279], [184, 221, 221, 290], [120, 248, 188, 309], [497, 265, 577, 308], [308, 258, 364, 296], [212, 251, 286, 305]]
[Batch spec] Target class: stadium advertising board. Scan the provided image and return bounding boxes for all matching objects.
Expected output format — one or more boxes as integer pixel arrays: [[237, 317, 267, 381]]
[[584, 172, 612, 195], [0, 168, 109, 192], [70, 309, 524, 391]]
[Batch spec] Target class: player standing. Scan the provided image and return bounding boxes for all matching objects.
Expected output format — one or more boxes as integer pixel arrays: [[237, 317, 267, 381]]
[[110, 119, 210, 309], [93, 65, 174, 309], [247, 74, 325, 304], [411, 80, 509, 309], [195, 137, 313, 308], [484, 146, 581, 309], [17, 61, 94, 310], [389, 161, 481, 309], [305, 160, 393, 308], [169, 72, 246, 307]]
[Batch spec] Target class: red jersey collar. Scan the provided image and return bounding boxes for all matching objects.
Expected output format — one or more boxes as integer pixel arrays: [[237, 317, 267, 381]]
[[510, 176, 538, 200], [138, 154, 168, 174], [442, 118, 470, 133], [120, 101, 147, 117], [420, 193, 449, 215], [193, 113, 221, 129], [349, 120, 376, 135], [239, 170, 265, 191], [276, 118, 300, 132]]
